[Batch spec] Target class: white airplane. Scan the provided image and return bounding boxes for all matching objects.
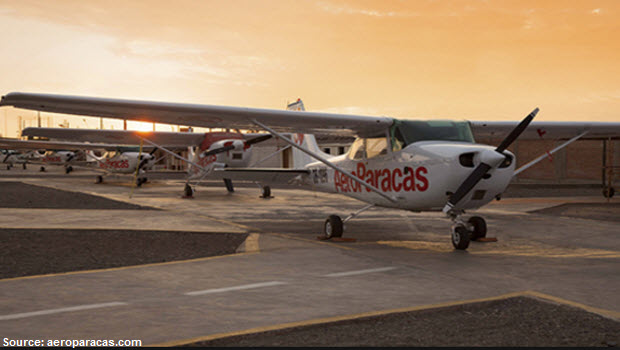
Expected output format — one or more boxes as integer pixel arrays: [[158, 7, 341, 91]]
[[2, 92, 619, 250], [1, 148, 34, 170], [0, 137, 110, 173], [20, 127, 275, 194]]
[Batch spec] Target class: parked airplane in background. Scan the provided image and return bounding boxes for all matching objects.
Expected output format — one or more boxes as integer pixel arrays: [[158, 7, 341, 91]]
[[20, 127, 274, 195], [0, 138, 108, 173], [0, 147, 35, 170], [2, 92, 619, 250]]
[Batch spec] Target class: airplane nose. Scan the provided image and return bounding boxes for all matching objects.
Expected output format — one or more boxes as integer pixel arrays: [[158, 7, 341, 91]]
[[478, 149, 506, 168]]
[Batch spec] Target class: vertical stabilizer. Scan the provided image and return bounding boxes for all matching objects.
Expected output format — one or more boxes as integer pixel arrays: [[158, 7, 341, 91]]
[[286, 99, 332, 169]]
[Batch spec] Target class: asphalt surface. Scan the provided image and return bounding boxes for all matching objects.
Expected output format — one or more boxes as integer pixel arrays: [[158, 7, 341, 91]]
[[0, 228, 248, 279], [186, 296, 619, 347], [0, 169, 618, 347], [0, 181, 151, 209]]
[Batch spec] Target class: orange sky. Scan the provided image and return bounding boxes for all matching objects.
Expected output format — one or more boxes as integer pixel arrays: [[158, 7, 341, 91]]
[[1, 0, 619, 137]]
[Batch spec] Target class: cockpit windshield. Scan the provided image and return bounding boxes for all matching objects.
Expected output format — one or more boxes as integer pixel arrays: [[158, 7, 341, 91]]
[[390, 120, 475, 151]]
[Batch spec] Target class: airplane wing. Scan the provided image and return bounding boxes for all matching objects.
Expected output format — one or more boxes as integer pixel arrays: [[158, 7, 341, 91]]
[[21, 127, 205, 147], [1, 92, 393, 137], [471, 121, 620, 140], [0, 138, 125, 151]]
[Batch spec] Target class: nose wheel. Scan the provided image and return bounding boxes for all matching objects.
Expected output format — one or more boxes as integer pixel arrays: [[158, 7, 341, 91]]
[[468, 216, 487, 241], [451, 224, 471, 250]]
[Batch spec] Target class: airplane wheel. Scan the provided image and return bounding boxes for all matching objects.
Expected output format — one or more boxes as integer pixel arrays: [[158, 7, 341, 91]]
[[136, 178, 145, 187], [22, 164, 26, 170], [40, 166, 46, 172], [261, 186, 271, 198], [6, 165, 10, 170], [603, 186, 615, 199], [451, 225, 471, 250], [95, 175, 103, 184], [65, 166, 73, 174], [184, 184, 194, 197], [324, 215, 343, 239], [468, 216, 487, 241]]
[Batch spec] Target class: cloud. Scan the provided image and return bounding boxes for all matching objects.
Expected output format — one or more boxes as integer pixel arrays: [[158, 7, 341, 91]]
[[316, 1, 419, 18], [591, 8, 602, 15]]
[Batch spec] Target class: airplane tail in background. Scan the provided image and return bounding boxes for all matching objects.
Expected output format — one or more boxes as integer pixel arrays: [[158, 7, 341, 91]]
[[286, 99, 332, 169]]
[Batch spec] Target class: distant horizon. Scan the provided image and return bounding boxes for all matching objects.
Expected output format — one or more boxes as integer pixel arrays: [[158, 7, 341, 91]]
[[1, 0, 619, 137]]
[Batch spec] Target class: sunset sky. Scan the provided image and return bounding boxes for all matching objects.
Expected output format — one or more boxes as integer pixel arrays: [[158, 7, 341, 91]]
[[1, 0, 619, 137]]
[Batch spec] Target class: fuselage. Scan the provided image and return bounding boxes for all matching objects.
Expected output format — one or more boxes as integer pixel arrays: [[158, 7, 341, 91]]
[[300, 119, 515, 211]]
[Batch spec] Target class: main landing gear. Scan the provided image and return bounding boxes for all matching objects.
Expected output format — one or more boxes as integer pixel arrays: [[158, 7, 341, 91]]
[[183, 183, 194, 198], [136, 177, 147, 187], [449, 214, 487, 250], [322, 204, 374, 240]]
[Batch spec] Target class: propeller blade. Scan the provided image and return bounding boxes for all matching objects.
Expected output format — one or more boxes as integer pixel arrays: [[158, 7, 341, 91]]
[[495, 108, 539, 153], [445, 108, 539, 211], [149, 147, 158, 155], [202, 144, 235, 157], [244, 134, 272, 146], [447, 163, 492, 208]]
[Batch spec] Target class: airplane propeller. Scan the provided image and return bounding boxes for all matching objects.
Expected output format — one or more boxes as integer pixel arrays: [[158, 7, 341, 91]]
[[202, 134, 272, 157], [444, 108, 539, 213], [137, 147, 158, 170]]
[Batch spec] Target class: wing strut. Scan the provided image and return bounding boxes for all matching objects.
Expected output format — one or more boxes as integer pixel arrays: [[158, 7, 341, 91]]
[[251, 119, 396, 203], [514, 131, 588, 176], [139, 137, 211, 175]]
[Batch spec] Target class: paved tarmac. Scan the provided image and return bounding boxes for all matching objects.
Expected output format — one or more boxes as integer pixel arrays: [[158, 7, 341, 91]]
[[0, 167, 618, 346]]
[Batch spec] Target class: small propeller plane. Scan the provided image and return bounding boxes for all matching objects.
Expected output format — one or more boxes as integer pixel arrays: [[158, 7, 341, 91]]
[[0, 137, 113, 173], [2, 92, 619, 250], [1, 147, 35, 170]]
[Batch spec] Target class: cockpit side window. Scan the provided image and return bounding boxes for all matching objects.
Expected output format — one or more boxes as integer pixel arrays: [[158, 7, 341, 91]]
[[348, 137, 389, 160], [348, 138, 365, 160], [365, 137, 388, 159]]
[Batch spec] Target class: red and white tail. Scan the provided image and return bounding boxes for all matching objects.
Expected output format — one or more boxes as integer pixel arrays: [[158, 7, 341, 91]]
[[286, 99, 331, 169]]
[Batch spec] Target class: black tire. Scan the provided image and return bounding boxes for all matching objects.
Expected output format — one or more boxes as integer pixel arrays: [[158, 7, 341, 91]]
[[452, 225, 471, 250], [603, 186, 615, 199], [261, 186, 271, 198], [65, 166, 73, 174], [324, 215, 343, 239], [184, 184, 194, 197], [6, 165, 10, 170], [137, 178, 145, 187], [40, 166, 46, 172], [468, 216, 487, 241], [22, 164, 26, 170], [95, 175, 103, 184]]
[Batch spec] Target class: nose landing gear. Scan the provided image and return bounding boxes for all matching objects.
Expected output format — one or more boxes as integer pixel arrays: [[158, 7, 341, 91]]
[[448, 213, 489, 250]]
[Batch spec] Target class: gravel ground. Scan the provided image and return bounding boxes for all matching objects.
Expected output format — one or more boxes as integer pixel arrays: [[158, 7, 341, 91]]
[[0, 181, 151, 209], [185, 297, 619, 347], [530, 202, 620, 222], [0, 229, 247, 279]]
